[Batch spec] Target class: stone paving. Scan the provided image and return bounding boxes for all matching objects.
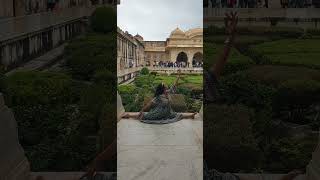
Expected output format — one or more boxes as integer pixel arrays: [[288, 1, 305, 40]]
[[117, 118, 203, 180]]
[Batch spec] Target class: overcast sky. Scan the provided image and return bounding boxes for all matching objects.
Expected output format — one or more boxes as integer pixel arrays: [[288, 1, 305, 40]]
[[117, 0, 203, 41]]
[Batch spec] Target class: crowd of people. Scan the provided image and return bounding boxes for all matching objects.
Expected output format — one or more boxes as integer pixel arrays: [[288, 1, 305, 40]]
[[24, 0, 116, 15], [206, 0, 314, 8], [152, 61, 203, 68]]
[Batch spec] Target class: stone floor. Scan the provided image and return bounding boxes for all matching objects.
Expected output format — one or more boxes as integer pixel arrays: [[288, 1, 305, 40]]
[[117, 118, 203, 180]]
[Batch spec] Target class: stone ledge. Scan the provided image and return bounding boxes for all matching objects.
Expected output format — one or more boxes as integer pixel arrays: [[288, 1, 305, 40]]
[[31, 172, 116, 180]]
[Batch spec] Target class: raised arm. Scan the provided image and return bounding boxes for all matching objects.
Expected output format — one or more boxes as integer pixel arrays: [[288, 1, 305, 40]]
[[173, 70, 182, 87], [140, 100, 153, 113], [211, 12, 238, 79]]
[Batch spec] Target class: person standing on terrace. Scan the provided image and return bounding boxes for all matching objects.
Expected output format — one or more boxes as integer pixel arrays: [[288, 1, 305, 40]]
[[204, 11, 304, 180]]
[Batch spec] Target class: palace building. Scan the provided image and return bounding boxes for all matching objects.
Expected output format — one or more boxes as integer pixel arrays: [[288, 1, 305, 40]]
[[144, 28, 203, 67], [117, 27, 203, 83], [117, 27, 145, 84]]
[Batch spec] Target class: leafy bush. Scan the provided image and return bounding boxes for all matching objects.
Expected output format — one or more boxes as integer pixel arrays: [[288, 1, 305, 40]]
[[204, 104, 261, 172], [90, 7, 116, 33], [134, 75, 155, 89], [249, 39, 320, 68], [150, 72, 158, 76], [140, 67, 150, 75], [263, 136, 317, 172], [4, 71, 75, 105], [2, 71, 91, 171], [218, 72, 276, 111], [65, 34, 116, 80], [93, 69, 116, 86], [245, 65, 320, 87], [273, 79, 320, 124]]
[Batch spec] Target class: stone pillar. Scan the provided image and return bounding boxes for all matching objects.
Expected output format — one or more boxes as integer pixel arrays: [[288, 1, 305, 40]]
[[188, 51, 194, 66], [14, 0, 26, 16], [117, 92, 125, 121], [0, 93, 30, 180]]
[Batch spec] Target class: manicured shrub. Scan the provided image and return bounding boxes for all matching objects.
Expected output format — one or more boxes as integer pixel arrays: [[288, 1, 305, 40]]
[[134, 75, 155, 89], [140, 67, 150, 75], [90, 7, 116, 33], [4, 71, 75, 105], [245, 65, 320, 87], [93, 69, 116, 86], [273, 79, 320, 124], [249, 39, 320, 68], [204, 104, 261, 172], [65, 34, 116, 80], [263, 136, 317, 172], [218, 72, 276, 111], [2, 71, 91, 171]]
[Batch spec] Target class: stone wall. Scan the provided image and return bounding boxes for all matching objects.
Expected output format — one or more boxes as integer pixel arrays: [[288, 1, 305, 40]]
[[117, 92, 125, 121], [0, 20, 84, 69], [0, 93, 30, 180], [0, 5, 113, 69], [0, 0, 119, 18], [0, 0, 14, 18]]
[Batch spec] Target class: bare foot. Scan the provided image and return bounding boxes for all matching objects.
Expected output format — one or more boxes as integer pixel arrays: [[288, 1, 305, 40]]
[[192, 112, 197, 119], [121, 113, 130, 119]]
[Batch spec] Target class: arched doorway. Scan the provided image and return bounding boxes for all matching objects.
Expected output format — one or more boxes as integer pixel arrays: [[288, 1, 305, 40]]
[[176, 52, 188, 63], [192, 52, 203, 67]]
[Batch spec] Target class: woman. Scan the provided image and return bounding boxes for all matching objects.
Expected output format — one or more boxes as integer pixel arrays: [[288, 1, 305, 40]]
[[123, 71, 196, 124], [81, 12, 304, 180]]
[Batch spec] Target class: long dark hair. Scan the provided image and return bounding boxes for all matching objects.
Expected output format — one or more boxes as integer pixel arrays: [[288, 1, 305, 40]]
[[154, 83, 165, 97]]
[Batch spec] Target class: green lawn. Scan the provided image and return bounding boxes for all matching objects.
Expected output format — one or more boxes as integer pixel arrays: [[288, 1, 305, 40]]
[[119, 74, 203, 112], [154, 74, 203, 90], [250, 39, 320, 68], [204, 43, 254, 74]]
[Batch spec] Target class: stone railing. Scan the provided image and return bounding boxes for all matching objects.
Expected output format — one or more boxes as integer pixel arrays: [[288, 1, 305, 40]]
[[0, 6, 104, 42], [0, 4, 113, 69], [117, 66, 142, 84], [149, 67, 203, 74], [204, 8, 320, 19], [0, 93, 30, 180]]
